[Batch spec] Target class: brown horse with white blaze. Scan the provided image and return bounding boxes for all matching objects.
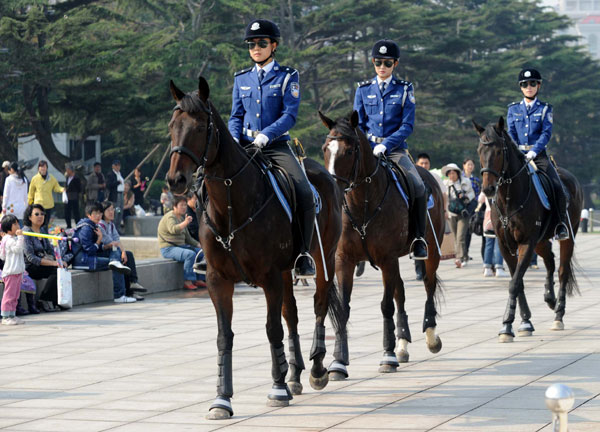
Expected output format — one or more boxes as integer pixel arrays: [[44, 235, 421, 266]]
[[166, 77, 345, 419], [319, 110, 445, 378]]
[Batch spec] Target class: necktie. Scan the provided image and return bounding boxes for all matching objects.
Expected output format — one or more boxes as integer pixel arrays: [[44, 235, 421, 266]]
[[258, 69, 265, 82], [380, 81, 386, 94]]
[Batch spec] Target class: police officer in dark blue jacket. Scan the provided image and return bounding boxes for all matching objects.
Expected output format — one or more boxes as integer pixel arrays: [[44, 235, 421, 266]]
[[353, 39, 427, 259], [507, 68, 569, 240], [228, 19, 315, 277]]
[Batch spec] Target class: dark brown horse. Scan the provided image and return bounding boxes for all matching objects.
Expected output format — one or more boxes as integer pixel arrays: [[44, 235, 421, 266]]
[[166, 78, 344, 419], [319, 111, 445, 378], [474, 117, 583, 342]]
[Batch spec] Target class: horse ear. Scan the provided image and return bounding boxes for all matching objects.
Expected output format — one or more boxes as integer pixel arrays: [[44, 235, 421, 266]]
[[318, 111, 335, 130], [350, 110, 359, 128], [198, 76, 210, 101], [472, 119, 485, 135], [169, 80, 185, 102], [497, 116, 505, 131]]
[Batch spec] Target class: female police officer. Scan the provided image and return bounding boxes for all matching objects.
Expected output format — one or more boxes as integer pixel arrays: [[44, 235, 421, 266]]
[[228, 19, 316, 277], [507, 68, 569, 240], [353, 39, 428, 259]]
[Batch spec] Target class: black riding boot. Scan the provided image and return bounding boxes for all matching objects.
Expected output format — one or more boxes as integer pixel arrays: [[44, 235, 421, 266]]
[[294, 208, 316, 279], [411, 195, 428, 260], [555, 192, 569, 241]]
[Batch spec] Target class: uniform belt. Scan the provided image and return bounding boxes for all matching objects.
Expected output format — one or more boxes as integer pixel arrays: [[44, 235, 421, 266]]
[[518, 145, 533, 151], [243, 128, 260, 139], [368, 134, 385, 144]]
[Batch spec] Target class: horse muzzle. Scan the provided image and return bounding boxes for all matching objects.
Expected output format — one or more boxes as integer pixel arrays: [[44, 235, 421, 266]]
[[166, 172, 188, 195], [483, 185, 496, 198]]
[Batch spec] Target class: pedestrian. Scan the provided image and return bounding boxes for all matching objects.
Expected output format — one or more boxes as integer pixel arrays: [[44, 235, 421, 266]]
[[27, 160, 64, 229], [462, 158, 481, 259], [228, 18, 315, 278], [85, 162, 106, 204], [0, 161, 10, 208], [353, 39, 427, 259], [132, 167, 147, 208], [160, 185, 173, 215], [442, 163, 475, 268], [64, 164, 82, 229], [2, 162, 28, 225], [105, 160, 125, 232], [507, 68, 569, 240], [0, 214, 26, 325], [186, 192, 200, 242]]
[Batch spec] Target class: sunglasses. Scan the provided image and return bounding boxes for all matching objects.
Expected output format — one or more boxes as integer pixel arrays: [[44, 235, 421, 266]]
[[246, 40, 270, 50], [374, 60, 395, 68], [519, 80, 539, 88], [32, 212, 45, 216]]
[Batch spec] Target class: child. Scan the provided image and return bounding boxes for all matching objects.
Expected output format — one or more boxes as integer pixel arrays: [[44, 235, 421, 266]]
[[160, 185, 173, 215], [1, 214, 26, 325]]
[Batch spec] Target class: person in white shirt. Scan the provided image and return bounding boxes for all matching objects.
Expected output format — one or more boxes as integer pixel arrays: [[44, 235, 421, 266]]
[[1, 214, 26, 325], [2, 162, 28, 224]]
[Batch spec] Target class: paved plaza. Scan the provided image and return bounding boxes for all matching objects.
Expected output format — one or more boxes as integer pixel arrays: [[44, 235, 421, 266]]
[[0, 235, 599, 431]]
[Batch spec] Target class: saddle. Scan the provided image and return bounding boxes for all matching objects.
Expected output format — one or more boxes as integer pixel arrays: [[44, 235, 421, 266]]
[[384, 158, 415, 209], [528, 164, 551, 211]]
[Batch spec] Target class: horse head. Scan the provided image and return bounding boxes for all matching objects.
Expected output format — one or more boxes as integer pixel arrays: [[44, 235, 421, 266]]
[[319, 110, 364, 184], [474, 116, 509, 198], [166, 77, 216, 195]]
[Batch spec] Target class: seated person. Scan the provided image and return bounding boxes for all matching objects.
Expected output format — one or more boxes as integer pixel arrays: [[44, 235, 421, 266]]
[[22, 204, 72, 312], [72, 202, 136, 304], [158, 195, 206, 290], [98, 201, 147, 301]]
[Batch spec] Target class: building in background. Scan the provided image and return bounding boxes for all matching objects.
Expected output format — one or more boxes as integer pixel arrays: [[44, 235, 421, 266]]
[[547, 0, 600, 58], [18, 133, 101, 181]]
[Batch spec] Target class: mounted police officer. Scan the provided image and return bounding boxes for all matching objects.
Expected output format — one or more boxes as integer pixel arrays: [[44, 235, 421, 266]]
[[506, 68, 569, 240], [228, 19, 316, 278], [353, 39, 428, 259]]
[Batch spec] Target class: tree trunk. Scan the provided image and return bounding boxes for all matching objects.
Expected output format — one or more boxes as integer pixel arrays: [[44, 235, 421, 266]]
[[0, 114, 18, 161], [23, 84, 70, 171]]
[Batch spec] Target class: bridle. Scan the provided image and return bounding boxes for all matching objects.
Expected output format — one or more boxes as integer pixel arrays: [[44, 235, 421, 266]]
[[479, 130, 535, 256], [326, 131, 390, 270], [169, 99, 215, 169]]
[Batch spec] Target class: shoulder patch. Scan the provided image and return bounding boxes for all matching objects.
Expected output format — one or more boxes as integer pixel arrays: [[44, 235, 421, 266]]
[[357, 80, 372, 88], [234, 67, 252, 77]]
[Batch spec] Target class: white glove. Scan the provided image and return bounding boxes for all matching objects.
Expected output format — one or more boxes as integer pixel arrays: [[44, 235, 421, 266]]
[[253, 133, 269, 149], [373, 144, 387, 156], [526, 150, 537, 161]]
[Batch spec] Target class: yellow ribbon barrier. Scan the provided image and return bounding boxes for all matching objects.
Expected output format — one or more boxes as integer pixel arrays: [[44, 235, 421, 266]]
[[20, 231, 66, 241]]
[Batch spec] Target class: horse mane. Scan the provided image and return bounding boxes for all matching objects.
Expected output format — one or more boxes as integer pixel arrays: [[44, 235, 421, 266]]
[[179, 90, 210, 114], [334, 113, 359, 140], [483, 123, 525, 163]]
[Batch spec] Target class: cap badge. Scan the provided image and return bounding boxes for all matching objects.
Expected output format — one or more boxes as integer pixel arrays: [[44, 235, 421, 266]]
[[379, 46, 388, 54], [524, 70, 531, 78], [251, 22, 260, 31]]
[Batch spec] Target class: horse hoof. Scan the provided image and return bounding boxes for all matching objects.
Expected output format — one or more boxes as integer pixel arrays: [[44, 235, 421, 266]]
[[378, 364, 397, 373], [498, 334, 514, 343], [328, 371, 347, 382], [396, 349, 409, 363], [206, 408, 231, 420], [518, 330, 532, 337], [427, 336, 442, 354], [551, 321, 564, 331], [267, 398, 290, 407], [309, 373, 329, 390], [287, 381, 303, 395]]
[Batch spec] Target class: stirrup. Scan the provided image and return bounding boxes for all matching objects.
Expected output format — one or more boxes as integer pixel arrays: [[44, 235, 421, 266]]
[[293, 252, 316, 280], [554, 222, 569, 241], [409, 237, 428, 261]]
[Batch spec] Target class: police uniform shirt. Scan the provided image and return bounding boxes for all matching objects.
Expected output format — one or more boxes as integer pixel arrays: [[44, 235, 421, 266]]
[[507, 98, 553, 155], [353, 76, 415, 152], [229, 60, 300, 145]]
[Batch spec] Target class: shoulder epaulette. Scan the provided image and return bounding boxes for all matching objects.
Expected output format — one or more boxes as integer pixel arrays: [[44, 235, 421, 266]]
[[278, 66, 298, 75], [234, 67, 252, 77], [357, 80, 372, 88], [507, 101, 519, 107], [396, 79, 411, 86]]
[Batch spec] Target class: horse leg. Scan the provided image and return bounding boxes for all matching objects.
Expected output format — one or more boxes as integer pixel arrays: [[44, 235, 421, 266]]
[[262, 272, 293, 407], [389, 263, 410, 364], [552, 238, 576, 331], [497, 241, 534, 343], [206, 274, 235, 420], [379, 260, 400, 372], [282, 271, 304, 396], [423, 254, 442, 353], [536, 240, 556, 310], [327, 254, 353, 382], [516, 280, 535, 336]]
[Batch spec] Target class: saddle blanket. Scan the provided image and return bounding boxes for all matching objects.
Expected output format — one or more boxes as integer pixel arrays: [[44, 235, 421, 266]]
[[385, 165, 435, 209], [266, 170, 321, 223], [527, 164, 551, 211]]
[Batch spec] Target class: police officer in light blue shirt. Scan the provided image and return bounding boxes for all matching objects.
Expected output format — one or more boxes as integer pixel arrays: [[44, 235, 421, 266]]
[[506, 68, 568, 240], [353, 39, 428, 259], [228, 19, 315, 277]]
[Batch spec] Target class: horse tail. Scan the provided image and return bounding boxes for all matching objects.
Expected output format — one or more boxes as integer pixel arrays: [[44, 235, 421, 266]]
[[565, 254, 581, 297], [432, 272, 445, 315], [327, 278, 348, 334]]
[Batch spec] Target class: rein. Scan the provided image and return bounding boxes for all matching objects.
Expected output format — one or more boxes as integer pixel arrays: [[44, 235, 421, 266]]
[[171, 98, 273, 285], [479, 133, 535, 256]]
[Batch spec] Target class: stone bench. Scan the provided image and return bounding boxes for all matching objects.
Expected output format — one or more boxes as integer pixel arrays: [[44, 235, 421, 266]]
[[4, 258, 185, 307], [120, 236, 161, 259], [123, 216, 162, 236]]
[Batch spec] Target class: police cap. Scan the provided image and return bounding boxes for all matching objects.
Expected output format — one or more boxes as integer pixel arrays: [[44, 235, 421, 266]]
[[244, 19, 281, 42], [371, 40, 400, 59], [518, 68, 542, 82]]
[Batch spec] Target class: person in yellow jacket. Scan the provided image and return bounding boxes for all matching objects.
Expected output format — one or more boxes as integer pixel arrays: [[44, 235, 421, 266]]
[[27, 160, 64, 229]]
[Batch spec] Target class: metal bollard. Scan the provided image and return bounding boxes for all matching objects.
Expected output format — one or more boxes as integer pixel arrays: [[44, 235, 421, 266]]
[[545, 383, 574, 432], [590, 209, 594, 232]]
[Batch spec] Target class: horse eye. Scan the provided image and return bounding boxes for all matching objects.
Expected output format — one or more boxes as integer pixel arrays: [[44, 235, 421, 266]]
[[345, 149, 353, 156]]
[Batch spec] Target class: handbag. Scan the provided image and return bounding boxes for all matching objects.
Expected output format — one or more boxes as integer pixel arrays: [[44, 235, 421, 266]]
[[57, 268, 73, 309], [469, 210, 485, 236]]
